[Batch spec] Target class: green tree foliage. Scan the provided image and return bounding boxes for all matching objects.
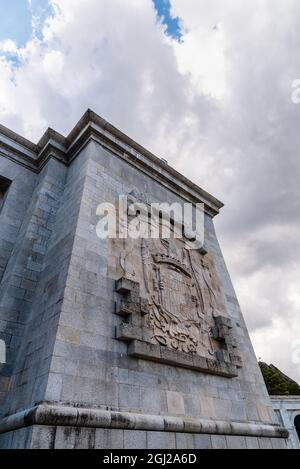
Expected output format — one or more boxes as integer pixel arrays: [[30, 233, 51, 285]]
[[259, 362, 300, 396]]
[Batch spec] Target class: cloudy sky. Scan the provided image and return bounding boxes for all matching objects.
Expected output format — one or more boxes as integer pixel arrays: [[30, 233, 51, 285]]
[[1, 0, 300, 381]]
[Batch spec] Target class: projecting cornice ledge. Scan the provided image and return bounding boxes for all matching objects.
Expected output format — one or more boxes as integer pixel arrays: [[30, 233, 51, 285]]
[[0, 109, 224, 216], [0, 404, 289, 439]]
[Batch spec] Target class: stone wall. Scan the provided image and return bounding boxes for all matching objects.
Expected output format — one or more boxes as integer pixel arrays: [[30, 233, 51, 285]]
[[38, 140, 275, 426], [0, 111, 289, 448], [0, 156, 37, 406], [271, 397, 300, 449], [0, 425, 287, 450]]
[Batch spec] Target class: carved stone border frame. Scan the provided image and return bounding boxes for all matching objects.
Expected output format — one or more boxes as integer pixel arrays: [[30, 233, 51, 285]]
[[115, 277, 242, 379]]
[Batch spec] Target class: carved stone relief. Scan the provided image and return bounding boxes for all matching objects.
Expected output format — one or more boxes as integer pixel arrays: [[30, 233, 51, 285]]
[[110, 193, 242, 378], [141, 238, 219, 357]]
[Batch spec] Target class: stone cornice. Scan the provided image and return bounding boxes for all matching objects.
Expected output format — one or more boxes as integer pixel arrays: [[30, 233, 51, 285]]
[[270, 396, 300, 406], [0, 404, 289, 439], [0, 109, 224, 217], [270, 396, 300, 400]]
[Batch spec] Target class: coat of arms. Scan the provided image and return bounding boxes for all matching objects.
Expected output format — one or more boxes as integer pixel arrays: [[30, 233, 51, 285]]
[[109, 194, 242, 376], [140, 238, 222, 357]]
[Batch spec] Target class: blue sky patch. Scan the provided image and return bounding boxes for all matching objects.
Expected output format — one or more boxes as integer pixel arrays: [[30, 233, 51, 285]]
[[153, 0, 182, 42], [0, 0, 52, 47]]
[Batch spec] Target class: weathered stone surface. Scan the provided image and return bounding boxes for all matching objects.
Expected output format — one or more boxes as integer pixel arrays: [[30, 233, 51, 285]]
[[271, 397, 300, 449], [1, 423, 284, 449], [0, 404, 289, 440], [115, 278, 139, 295], [128, 340, 238, 378], [166, 391, 185, 416], [0, 110, 289, 449], [116, 324, 143, 342]]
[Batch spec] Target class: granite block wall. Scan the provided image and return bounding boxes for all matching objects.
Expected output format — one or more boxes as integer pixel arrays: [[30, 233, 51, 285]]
[[0, 146, 92, 418], [24, 140, 277, 430], [0, 425, 287, 450], [0, 117, 288, 448], [0, 157, 37, 406]]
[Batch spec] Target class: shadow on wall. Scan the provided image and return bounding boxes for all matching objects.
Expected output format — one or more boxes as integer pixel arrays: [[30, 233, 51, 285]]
[[0, 176, 11, 214], [295, 415, 300, 443]]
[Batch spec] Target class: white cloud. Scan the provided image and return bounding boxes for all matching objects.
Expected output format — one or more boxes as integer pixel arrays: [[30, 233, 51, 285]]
[[0, 39, 19, 54], [0, 0, 300, 381]]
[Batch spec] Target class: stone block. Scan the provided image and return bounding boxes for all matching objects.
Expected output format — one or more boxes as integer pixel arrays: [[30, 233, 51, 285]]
[[116, 324, 142, 342], [166, 391, 185, 415], [55, 427, 95, 449], [199, 396, 217, 419], [119, 383, 141, 410], [193, 434, 212, 449], [225, 436, 246, 449], [175, 433, 195, 449], [211, 435, 227, 449], [258, 437, 273, 449], [128, 340, 161, 361], [147, 431, 176, 449], [116, 278, 139, 295], [11, 427, 33, 449], [45, 373, 63, 401], [245, 437, 260, 449], [124, 430, 146, 449], [140, 387, 165, 414], [57, 325, 81, 345], [31, 425, 56, 449], [0, 431, 14, 449], [115, 300, 133, 318], [271, 438, 287, 449], [214, 315, 233, 328]]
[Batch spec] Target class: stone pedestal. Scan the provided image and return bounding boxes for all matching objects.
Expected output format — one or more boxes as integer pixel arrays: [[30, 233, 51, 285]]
[[0, 111, 288, 449]]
